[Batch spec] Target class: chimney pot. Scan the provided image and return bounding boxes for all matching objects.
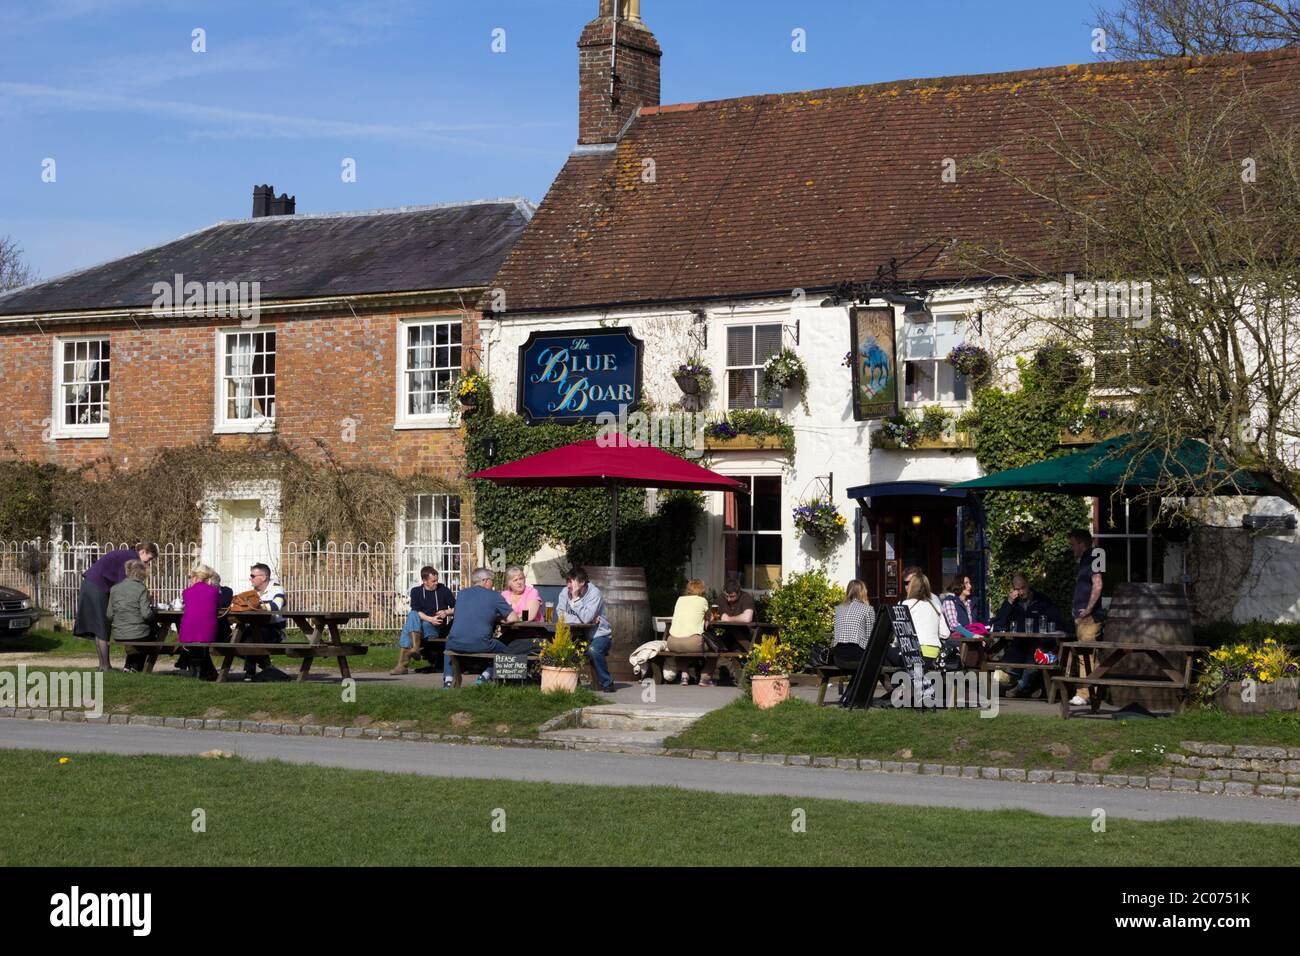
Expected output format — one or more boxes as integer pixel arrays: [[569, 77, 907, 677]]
[[252, 184, 274, 218]]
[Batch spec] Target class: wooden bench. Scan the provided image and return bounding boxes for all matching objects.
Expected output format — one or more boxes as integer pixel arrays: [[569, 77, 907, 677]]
[[649, 651, 745, 685], [113, 640, 368, 683], [814, 663, 904, 705]]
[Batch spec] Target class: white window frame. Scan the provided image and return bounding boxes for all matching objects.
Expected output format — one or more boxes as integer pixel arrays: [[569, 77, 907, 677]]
[[51, 336, 111, 439], [720, 472, 784, 592], [396, 493, 463, 590], [213, 328, 276, 434], [900, 311, 970, 408], [725, 321, 785, 411], [394, 317, 462, 429]]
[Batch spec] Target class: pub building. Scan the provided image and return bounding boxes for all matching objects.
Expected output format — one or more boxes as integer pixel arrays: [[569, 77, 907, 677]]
[[481, 1, 1300, 621]]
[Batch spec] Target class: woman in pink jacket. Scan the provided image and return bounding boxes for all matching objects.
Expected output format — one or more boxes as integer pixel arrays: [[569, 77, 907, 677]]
[[178, 564, 220, 680]]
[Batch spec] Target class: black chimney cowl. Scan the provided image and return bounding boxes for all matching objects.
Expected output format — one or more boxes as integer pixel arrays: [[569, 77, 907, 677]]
[[252, 184, 295, 217]]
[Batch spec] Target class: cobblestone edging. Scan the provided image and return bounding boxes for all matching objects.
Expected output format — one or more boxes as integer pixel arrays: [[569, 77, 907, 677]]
[[5, 709, 1299, 802]]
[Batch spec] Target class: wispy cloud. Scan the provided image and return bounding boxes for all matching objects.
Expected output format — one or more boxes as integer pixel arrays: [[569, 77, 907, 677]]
[[0, 82, 565, 154]]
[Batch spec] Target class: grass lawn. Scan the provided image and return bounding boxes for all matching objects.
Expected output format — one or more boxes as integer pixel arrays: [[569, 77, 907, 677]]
[[0, 629, 95, 658], [4, 749, 1297, 866], [666, 698, 1300, 774], [1, 667, 598, 738]]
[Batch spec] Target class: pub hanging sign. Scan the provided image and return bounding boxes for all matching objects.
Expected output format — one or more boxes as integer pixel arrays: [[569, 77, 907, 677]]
[[517, 327, 644, 424]]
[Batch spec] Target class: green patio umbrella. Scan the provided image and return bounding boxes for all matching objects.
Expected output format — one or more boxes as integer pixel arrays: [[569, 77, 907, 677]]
[[950, 433, 1295, 504]]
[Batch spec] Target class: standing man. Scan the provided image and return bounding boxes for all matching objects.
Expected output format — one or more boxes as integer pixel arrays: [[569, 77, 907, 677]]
[[392, 566, 455, 675], [244, 562, 290, 682], [443, 567, 518, 688], [556, 566, 615, 692], [1067, 529, 1105, 706], [74, 542, 158, 672]]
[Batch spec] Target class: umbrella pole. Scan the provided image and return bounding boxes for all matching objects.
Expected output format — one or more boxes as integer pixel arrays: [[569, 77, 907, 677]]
[[609, 484, 618, 566]]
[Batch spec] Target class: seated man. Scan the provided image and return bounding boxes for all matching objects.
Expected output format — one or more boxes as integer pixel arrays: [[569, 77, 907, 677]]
[[443, 567, 518, 688], [243, 562, 291, 683], [556, 566, 615, 692], [392, 566, 455, 675], [991, 572, 1062, 697], [717, 577, 755, 624]]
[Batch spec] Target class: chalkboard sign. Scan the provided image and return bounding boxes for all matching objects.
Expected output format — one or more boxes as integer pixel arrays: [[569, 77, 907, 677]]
[[888, 604, 928, 707], [840, 608, 896, 710], [493, 654, 530, 683]]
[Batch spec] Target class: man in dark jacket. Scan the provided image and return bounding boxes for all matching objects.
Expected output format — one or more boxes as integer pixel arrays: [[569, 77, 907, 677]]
[[392, 566, 456, 675], [992, 573, 1063, 697]]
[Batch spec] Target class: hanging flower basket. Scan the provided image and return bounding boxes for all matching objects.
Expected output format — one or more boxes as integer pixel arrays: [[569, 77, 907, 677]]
[[946, 342, 992, 382], [674, 358, 713, 398], [759, 348, 809, 413], [792, 497, 847, 551], [454, 370, 489, 415]]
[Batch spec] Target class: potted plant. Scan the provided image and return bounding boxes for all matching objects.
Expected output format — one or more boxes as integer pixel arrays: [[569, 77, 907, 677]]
[[946, 342, 992, 383], [538, 616, 587, 694], [1198, 640, 1299, 715], [760, 348, 810, 413], [744, 635, 797, 709], [674, 358, 713, 398], [792, 498, 847, 552]]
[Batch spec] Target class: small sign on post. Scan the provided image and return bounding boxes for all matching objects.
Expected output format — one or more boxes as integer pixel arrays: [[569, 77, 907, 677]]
[[493, 654, 530, 684]]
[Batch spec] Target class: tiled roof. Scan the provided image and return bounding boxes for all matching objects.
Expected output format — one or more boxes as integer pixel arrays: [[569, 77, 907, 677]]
[[489, 48, 1300, 313], [0, 198, 534, 316]]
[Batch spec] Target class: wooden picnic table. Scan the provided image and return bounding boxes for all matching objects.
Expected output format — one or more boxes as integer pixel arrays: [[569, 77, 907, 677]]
[[707, 620, 778, 652], [127, 608, 370, 683], [964, 630, 1069, 703], [1053, 640, 1202, 718]]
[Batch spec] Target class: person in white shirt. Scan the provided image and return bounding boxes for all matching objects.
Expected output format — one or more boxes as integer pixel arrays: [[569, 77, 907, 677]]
[[900, 571, 948, 662]]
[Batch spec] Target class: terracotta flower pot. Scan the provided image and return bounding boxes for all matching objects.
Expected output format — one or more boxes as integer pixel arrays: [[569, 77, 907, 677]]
[[541, 665, 580, 694], [751, 674, 790, 710]]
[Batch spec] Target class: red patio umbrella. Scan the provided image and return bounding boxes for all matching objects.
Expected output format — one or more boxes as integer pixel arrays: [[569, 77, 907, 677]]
[[468, 438, 744, 566]]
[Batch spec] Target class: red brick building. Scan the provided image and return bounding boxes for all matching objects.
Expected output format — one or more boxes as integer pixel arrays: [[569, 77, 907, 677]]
[[0, 192, 532, 587]]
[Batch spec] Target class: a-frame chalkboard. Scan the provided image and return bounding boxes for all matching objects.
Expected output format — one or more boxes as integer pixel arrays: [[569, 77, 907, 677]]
[[841, 602, 929, 709]]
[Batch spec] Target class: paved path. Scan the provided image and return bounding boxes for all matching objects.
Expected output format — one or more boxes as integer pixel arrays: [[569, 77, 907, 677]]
[[5, 719, 1297, 825]]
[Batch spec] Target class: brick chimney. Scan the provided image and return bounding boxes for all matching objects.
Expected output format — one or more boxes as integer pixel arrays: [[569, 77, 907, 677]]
[[578, 0, 661, 145], [252, 184, 296, 218]]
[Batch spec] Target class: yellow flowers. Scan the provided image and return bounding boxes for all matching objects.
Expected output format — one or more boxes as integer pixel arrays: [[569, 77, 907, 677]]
[[57, 756, 70, 765], [539, 614, 587, 668]]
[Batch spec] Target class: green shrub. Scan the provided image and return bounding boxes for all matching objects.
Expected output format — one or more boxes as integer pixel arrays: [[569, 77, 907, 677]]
[[765, 567, 841, 669], [1193, 619, 1300, 649]]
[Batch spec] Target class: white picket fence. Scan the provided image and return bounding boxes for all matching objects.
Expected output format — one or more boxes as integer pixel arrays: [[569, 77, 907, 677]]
[[0, 540, 467, 632]]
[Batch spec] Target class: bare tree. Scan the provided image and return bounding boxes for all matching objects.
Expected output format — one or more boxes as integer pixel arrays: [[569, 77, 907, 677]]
[[1094, 0, 1300, 58], [0, 236, 36, 292], [956, 64, 1300, 500]]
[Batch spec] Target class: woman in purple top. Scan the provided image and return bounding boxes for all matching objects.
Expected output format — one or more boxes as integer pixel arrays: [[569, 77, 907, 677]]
[[73, 541, 159, 672], [177, 564, 220, 681]]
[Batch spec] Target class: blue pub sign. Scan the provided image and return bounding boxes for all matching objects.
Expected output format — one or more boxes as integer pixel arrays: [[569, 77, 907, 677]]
[[516, 327, 644, 424]]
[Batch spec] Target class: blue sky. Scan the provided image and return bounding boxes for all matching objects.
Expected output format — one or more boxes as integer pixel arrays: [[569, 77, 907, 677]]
[[1, 0, 1114, 280]]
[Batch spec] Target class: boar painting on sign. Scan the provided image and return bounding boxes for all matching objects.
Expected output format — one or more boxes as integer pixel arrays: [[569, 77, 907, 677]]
[[849, 306, 898, 421], [517, 328, 644, 424]]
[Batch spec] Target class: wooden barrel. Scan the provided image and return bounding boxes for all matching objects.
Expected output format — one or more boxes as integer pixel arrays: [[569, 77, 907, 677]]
[[585, 566, 651, 681], [1098, 583, 1193, 711]]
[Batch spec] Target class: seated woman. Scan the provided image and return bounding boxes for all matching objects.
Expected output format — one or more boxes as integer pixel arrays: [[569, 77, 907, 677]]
[[178, 564, 220, 681], [666, 579, 715, 686], [940, 574, 981, 639], [831, 579, 876, 670], [500, 565, 542, 622], [105, 560, 158, 672], [899, 572, 949, 665]]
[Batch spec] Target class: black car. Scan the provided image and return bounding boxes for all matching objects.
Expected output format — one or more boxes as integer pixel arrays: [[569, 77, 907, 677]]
[[0, 586, 36, 637]]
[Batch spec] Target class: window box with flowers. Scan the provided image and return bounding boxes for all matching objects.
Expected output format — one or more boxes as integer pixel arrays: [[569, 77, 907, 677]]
[[1061, 405, 1128, 445], [874, 406, 972, 450], [759, 347, 809, 414], [1197, 640, 1298, 715], [703, 410, 796, 460]]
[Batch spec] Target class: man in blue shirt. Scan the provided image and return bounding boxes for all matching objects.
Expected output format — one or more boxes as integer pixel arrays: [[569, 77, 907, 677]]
[[443, 567, 517, 688], [556, 566, 615, 692], [1067, 529, 1105, 706], [392, 566, 456, 676]]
